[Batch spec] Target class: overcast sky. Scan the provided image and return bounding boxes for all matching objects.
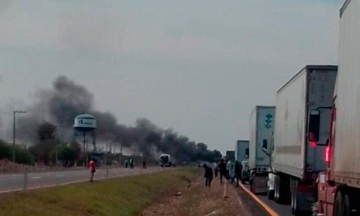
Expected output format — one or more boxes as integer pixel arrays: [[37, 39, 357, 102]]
[[0, 0, 344, 153]]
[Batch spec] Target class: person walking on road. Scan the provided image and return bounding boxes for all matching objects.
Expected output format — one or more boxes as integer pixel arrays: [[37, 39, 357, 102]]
[[214, 163, 219, 178], [203, 164, 213, 187], [129, 158, 134, 169], [226, 160, 232, 180], [125, 159, 129, 168], [89, 158, 96, 182], [231, 161, 243, 186], [218, 159, 227, 184], [143, 161, 147, 169]]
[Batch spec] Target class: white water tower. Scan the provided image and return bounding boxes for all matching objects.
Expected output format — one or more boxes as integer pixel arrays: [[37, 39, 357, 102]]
[[73, 114, 97, 164]]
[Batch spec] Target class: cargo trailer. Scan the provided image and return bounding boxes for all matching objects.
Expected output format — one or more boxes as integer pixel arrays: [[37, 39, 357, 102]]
[[249, 106, 275, 194], [316, 1, 360, 215], [236, 140, 250, 183], [267, 65, 337, 215], [236, 140, 249, 163]]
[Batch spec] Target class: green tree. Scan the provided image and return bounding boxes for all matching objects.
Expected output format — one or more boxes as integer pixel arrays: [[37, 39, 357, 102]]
[[30, 122, 57, 165], [0, 140, 33, 164], [30, 140, 56, 165], [57, 143, 81, 167]]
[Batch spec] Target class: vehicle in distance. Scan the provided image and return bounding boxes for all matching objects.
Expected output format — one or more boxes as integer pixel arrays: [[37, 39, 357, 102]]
[[236, 140, 250, 183], [159, 154, 175, 167], [249, 106, 275, 194]]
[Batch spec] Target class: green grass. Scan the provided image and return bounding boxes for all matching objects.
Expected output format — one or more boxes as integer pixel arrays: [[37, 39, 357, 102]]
[[0, 168, 199, 216]]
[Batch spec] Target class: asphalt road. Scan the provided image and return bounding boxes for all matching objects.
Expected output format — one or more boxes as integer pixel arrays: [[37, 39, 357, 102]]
[[243, 184, 293, 216], [0, 166, 163, 193]]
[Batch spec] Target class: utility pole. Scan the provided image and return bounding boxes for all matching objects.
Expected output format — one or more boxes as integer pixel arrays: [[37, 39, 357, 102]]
[[48, 123, 63, 168], [104, 141, 108, 166], [13, 110, 26, 163], [55, 137, 59, 168], [84, 132, 88, 167]]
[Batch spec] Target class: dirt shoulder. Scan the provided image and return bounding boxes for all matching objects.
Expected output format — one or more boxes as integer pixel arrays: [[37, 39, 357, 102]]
[[141, 173, 267, 216]]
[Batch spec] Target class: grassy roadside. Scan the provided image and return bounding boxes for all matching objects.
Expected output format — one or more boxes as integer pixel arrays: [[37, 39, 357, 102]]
[[0, 168, 199, 216], [142, 174, 250, 216]]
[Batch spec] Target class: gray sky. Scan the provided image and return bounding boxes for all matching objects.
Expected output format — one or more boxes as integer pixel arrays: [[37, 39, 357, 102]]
[[0, 0, 343, 153]]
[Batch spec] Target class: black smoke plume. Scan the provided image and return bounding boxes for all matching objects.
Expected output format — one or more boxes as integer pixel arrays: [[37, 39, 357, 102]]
[[15, 76, 222, 163]]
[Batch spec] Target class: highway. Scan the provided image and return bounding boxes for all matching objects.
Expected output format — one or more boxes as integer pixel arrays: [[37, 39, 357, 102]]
[[241, 183, 295, 216], [0, 167, 162, 193]]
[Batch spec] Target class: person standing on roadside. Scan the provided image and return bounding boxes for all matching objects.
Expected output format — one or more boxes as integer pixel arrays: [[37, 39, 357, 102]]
[[143, 161, 147, 169], [125, 159, 129, 168], [231, 161, 243, 186], [226, 160, 232, 180], [218, 159, 227, 184], [129, 158, 134, 169], [203, 164, 213, 187], [214, 163, 219, 178], [89, 158, 96, 182]]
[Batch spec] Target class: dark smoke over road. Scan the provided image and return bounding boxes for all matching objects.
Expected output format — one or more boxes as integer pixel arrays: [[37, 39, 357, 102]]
[[15, 76, 222, 163]]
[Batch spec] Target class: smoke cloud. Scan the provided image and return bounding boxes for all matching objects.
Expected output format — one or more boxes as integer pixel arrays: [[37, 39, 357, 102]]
[[13, 76, 221, 163]]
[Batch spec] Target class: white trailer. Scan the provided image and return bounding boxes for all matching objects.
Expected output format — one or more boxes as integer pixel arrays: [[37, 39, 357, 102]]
[[236, 140, 250, 183], [249, 106, 275, 194], [316, 1, 360, 215], [236, 140, 249, 163], [269, 65, 337, 215]]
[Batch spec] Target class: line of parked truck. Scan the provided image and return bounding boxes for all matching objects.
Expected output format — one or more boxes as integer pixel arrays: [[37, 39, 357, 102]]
[[235, 1, 360, 215]]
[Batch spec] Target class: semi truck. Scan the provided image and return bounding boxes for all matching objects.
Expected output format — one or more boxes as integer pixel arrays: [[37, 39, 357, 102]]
[[316, 1, 360, 215], [236, 140, 249, 163], [226, 150, 236, 162], [249, 106, 275, 194], [160, 154, 171, 167], [266, 65, 337, 215], [236, 140, 250, 183]]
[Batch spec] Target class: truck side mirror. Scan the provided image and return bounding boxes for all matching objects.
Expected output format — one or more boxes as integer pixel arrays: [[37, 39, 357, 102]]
[[308, 110, 320, 142], [245, 148, 249, 159], [262, 139, 268, 151]]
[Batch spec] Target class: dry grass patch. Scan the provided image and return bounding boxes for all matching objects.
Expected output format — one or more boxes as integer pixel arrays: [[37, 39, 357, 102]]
[[141, 175, 252, 216]]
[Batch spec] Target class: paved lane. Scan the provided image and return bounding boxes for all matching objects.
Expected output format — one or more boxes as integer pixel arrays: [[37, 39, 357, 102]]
[[242, 183, 293, 216], [0, 166, 164, 193]]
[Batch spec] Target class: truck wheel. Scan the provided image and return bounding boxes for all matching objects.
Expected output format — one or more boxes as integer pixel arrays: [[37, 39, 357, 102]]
[[275, 175, 290, 204], [267, 190, 274, 200], [291, 180, 297, 214], [334, 190, 344, 216], [250, 180, 255, 193], [291, 185, 301, 215], [291, 188, 295, 213], [275, 175, 284, 203], [342, 193, 351, 216], [274, 175, 280, 203]]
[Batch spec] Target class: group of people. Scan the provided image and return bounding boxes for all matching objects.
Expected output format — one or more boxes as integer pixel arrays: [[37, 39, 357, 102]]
[[88, 158, 148, 182], [125, 158, 135, 169], [203, 159, 244, 187]]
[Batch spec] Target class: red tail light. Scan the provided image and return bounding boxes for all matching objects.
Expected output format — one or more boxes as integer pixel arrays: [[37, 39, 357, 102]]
[[310, 141, 316, 147], [325, 146, 330, 162]]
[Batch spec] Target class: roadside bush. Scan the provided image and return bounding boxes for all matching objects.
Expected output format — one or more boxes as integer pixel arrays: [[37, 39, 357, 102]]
[[0, 140, 11, 159], [56, 143, 81, 167], [29, 140, 56, 165], [0, 140, 34, 165]]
